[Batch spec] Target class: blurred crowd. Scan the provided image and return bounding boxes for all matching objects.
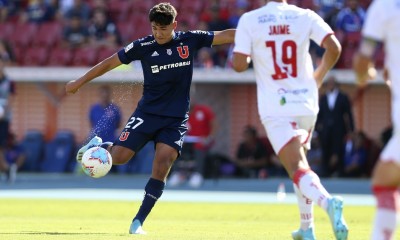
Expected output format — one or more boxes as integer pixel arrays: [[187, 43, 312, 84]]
[[0, 0, 378, 68]]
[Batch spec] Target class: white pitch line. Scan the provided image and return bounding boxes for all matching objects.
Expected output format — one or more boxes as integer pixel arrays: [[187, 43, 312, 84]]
[[0, 188, 375, 206]]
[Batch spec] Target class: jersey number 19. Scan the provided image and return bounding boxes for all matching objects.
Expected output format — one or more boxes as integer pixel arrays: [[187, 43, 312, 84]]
[[266, 40, 297, 80]]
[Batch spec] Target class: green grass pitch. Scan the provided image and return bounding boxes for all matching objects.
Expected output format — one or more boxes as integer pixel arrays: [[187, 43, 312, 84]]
[[0, 199, 396, 240]]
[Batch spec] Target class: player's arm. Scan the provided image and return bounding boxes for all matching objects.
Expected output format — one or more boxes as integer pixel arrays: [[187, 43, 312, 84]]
[[65, 53, 122, 94], [352, 37, 380, 87], [314, 34, 342, 87], [212, 29, 236, 45], [232, 52, 250, 72]]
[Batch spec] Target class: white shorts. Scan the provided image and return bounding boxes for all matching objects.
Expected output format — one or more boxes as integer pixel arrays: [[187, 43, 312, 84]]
[[262, 115, 316, 154]]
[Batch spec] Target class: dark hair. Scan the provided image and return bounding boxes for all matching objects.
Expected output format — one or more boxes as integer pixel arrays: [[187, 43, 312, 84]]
[[149, 2, 177, 26]]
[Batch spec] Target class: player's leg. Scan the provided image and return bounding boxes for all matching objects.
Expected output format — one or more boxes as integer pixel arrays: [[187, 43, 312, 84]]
[[370, 133, 400, 240], [264, 116, 348, 239], [281, 138, 349, 239], [263, 117, 317, 239], [107, 145, 135, 164], [291, 183, 315, 240], [130, 114, 187, 234], [130, 143, 178, 234]]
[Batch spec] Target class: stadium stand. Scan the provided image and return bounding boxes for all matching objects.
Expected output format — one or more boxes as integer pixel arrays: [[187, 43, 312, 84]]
[[21, 47, 48, 66], [40, 131, 76, 173], [70, 47, 98, 66], [96, 47, 118, 63], [47, 47, 73, 66], [20, 130, 44, 172], [0, 22, 14, 40], [107, 0, 132, 22], [0, 0, 373, 68], [8, 23, 38, 49], [31, 22, 62, 48]]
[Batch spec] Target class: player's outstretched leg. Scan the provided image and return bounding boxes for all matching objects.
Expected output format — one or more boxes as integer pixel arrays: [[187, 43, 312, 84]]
[[293, 168, 348, 240], [76, 136, 102, 162], [292, 227, 316, 240], [327, 196, 349, 240]]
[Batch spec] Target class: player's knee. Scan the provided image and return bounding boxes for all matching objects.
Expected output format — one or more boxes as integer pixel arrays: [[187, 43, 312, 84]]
[[372, 161, 400, 186]]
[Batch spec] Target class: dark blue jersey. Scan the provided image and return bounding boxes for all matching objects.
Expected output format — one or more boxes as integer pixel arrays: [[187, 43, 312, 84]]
[[117, 30, 214, 118]]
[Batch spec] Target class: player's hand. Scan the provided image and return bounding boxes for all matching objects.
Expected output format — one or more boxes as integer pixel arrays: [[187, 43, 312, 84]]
[[65, 80, 81, 94], [356, 64, 376, 88]]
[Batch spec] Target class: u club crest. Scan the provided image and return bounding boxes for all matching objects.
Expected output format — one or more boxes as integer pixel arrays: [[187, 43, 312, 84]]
[[177, 46, 189, 59]]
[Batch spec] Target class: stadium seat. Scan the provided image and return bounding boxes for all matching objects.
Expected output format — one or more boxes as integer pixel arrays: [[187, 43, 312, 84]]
[[71, 47, 98, 66], [40, 131, 76, 173], [178, 14, 199, 29], [8, 23, 38, 48], [20, 130, 44, 172], [131, 26, 151, 40], [338, 47, 356, 69], [167, 0, 180, 10], [344, 31, 361, 48], [21, 47, 48, 66], [31, 22, 62, 48], [47, 47, 73, 66], [0, 22, 15, 40], [117, 21, 134, 44], [131, 0, 154, 14], [108, 0, 132, 22], [180, 0, 203, 14], [96, 47, 118, 62], [300, 0, 316, 9]]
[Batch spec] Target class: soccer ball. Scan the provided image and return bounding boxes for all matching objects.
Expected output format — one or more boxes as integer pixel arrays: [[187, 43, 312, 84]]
[[81, 146, 112, 178]]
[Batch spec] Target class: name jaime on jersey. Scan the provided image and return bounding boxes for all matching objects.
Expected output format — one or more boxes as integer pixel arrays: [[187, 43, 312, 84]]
[[151, 61, 191, 73], [269, 24, 290, 35]]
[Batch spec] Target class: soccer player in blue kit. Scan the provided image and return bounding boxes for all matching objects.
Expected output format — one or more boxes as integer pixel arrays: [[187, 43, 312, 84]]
[[65, 2, 235, 234]]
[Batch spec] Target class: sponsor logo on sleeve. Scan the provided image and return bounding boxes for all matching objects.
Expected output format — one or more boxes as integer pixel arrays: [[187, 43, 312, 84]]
[[124, 43, 134, 53]]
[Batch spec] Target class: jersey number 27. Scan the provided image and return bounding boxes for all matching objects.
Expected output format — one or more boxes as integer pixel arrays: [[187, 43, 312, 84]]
[[266, 40, 297, 80]]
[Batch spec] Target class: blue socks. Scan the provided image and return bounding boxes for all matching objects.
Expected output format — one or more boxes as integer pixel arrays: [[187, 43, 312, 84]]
[[134, 178, 165, 225]]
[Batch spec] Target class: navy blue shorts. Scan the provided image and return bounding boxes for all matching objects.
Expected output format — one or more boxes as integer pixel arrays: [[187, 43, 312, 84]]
[[0, 120, 9, 147], [114, 109, 188, 155]]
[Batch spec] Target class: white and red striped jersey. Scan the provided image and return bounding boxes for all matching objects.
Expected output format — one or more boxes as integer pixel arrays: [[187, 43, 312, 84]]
[[233, 1, 333, 119]]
